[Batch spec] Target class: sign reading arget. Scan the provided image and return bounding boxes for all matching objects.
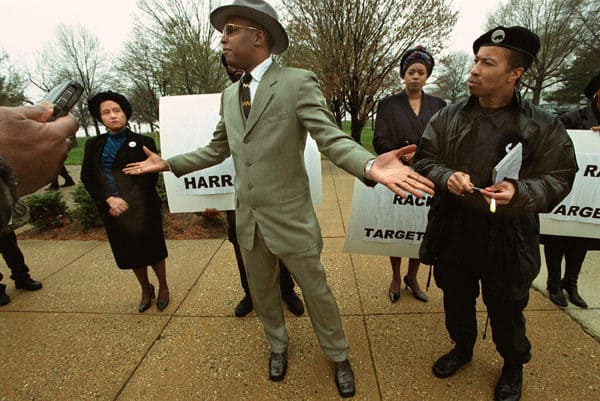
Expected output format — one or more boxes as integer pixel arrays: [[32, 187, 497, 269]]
[[159, 94, 322, 212], [343, 130, 600, 258]]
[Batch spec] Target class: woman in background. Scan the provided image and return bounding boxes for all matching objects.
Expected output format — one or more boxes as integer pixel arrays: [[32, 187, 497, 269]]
[[373, 46, 446, 303], [81, 91, 169, 312], [542, 71, 600, 308]]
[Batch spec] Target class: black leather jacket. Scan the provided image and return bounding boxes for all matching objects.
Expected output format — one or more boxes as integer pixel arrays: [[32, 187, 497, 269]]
[[414, 93, 578, 298]]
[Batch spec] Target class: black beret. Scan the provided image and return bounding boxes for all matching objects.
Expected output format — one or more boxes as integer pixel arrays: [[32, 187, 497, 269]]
[[473, 26, 540, 68], [400, 46, 435, 77], [584, 72, 600, 99], [88, 91, 132, 122]]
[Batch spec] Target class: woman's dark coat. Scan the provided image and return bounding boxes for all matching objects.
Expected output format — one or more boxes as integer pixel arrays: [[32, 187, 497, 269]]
[[80, 129, 167, 268]]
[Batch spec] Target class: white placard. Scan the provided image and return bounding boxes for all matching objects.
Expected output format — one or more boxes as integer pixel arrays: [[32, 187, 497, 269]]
[[159, 94, 322, 212], [343, 179, 430, 257], [540, 130, 600, 238]]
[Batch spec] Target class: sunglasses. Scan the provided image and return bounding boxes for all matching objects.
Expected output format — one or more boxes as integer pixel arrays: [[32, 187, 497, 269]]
[[222, 23, 262, 36]]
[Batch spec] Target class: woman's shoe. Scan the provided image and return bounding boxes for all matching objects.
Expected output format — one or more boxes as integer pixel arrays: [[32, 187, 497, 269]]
[[561, 278, 588, 308], [388, 291, 400, 303], [404, 276, 428, 302], [157, 288, 170, 312], [138, 285, 155, 313]]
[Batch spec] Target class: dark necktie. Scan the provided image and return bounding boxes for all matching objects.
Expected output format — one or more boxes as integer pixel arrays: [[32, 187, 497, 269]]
[[240, 73, 252, 119]]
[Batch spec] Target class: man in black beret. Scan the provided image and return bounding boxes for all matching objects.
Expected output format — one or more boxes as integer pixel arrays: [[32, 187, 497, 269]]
[[414, 26, 578, 401]]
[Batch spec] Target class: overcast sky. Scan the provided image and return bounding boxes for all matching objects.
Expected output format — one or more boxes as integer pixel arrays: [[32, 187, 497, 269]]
[[1, 0, 501, 74]]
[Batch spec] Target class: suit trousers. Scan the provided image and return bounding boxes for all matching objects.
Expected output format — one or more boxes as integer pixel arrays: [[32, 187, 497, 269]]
[[240, 224, 349, 361], [434, 261, 532, 365], [226, 211, 295, 297]]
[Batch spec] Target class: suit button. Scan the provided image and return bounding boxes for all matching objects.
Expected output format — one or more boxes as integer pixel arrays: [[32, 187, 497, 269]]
[[252, 205, 256, 210], [245, 162, 251, 167], [248, 184, 253, 190]]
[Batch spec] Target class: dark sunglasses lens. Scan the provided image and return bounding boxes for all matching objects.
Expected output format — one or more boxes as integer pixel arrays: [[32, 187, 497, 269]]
[[224, 24, 236, 35]]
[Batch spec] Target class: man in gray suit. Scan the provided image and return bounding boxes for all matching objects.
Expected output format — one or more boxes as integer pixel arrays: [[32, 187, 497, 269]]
[[124, 0, 434, 397]]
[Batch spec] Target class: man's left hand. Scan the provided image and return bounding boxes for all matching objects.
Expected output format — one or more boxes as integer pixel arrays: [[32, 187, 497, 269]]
[[482, 180, 515, 206], [370, 145, 435, 199]]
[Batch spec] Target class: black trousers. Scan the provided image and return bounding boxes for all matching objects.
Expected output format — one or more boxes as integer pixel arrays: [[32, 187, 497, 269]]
[[434, 261, 532, 365], [226, 210, 295, 297], [0, 231, 30, 282]]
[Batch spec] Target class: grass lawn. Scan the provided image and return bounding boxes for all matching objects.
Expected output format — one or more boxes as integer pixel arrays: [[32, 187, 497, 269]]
[[65, 124, 374, 165]]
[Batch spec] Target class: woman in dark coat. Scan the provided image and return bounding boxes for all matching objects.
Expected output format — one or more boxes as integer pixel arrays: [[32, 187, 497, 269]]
[[373, 46, 446, 303], [542, 72, 600, 308], [81, 91, 169, 312]]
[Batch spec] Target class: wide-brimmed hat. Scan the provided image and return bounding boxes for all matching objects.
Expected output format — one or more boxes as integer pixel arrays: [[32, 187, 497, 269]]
[[584, 72, 600, 99], [87, 91, 132, 122], [210, 0, 289, 54], [473, 26, 540, 70]]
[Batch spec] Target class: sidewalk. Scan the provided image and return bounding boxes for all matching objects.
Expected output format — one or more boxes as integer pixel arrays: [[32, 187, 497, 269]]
[[0, 161, 598, 401]]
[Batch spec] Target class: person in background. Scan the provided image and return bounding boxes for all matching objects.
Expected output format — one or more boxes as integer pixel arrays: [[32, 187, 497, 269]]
[[0, 200, 43, 306], [414, 26, 577, 401], [541, 71, 600, 308], [218, 54, 304, 318], [373, 45, 446, 303], [81, 91, 169, 313], [46, 165, 76, 190], [0, 103, 78, 234], [123, 0, 434, 397]]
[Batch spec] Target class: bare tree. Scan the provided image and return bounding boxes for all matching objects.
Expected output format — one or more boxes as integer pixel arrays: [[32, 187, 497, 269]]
[[487, 0, 590, 105], [284, 0, 457, 142], [429, 51, 471, 104], [117, 0, 228, 130], [545, 0, 600, 104], [33, 24, 109, 136]]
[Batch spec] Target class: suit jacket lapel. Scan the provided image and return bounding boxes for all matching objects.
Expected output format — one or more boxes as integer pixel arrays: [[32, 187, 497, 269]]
[[244, 62, 279, 136]]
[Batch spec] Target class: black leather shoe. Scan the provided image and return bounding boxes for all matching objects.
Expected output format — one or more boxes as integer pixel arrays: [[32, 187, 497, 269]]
[[14, 277, 43, 291], [432, 348, 472, 378], [334, 359, 355, 397], [234, 295, 253, 317], [138, 285, 155, 313], [494, 363, 523, 401], [388, 291, 400, 303], [0, 284, 9, 306], [269, 351, 287, 381], [283, 292, 304, 316]]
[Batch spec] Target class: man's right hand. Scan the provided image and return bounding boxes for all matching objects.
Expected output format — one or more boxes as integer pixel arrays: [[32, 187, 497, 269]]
[[0, 103, 79, 196], [447, 171, 474, 196], [122, 146, 169, 175]]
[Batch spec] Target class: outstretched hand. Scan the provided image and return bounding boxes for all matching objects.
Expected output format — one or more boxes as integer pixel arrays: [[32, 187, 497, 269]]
[[370, 145, 435, 198], [123, 146, 169, 175]]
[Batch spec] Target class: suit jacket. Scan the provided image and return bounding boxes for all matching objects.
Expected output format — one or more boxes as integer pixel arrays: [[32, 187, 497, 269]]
[[169, 62, 374, 255]]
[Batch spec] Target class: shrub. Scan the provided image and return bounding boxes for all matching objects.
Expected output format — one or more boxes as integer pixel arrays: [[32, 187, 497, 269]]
[[71, 184, 102, 229], [27, 191, 69, 229]]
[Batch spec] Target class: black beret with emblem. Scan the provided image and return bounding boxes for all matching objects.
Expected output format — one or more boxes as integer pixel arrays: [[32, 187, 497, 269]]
[[473, 26, 540, 69], [584, 72, 600, 99], [87, 91, 133, 122]]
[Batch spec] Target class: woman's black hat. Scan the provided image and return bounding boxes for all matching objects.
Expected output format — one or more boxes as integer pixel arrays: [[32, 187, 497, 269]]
[[400, 46, 435, 77], [88, 91, 132, 122]]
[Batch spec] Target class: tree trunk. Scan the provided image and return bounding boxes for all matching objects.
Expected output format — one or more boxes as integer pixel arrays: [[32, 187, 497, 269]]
[[350, 115, 366, 143]]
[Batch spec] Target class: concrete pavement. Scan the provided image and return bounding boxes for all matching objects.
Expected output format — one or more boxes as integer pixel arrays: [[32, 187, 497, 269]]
[[0, 161, 599, 401]]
